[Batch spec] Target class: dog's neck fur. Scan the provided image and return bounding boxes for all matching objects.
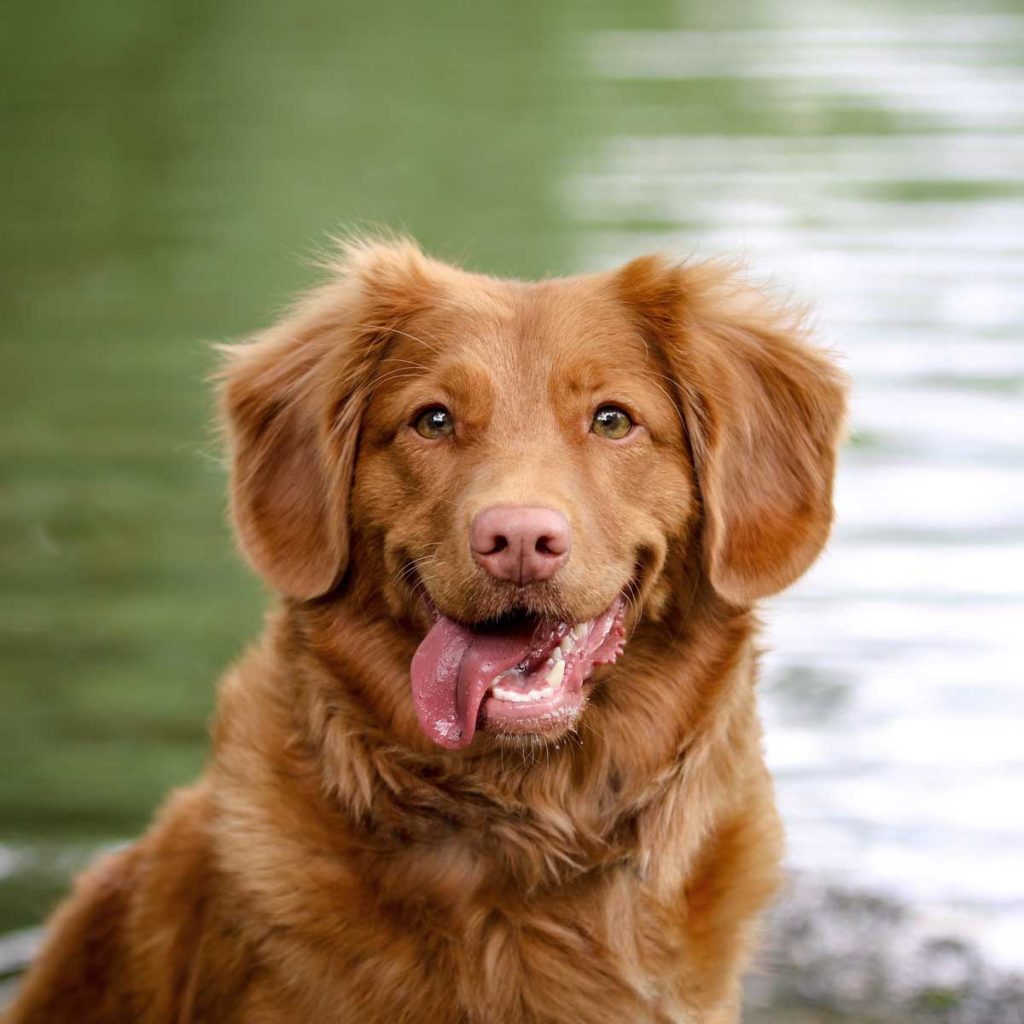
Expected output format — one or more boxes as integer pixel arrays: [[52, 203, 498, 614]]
[[212, 581, 766, 906]]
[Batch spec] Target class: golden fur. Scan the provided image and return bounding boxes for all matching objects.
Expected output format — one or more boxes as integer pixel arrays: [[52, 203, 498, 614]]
[[6, 239, 847, 1023]]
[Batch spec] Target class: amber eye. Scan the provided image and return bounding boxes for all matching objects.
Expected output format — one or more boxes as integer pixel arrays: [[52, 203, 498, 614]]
[[414, 406, 454, 439], [591, 405, 633, 440]]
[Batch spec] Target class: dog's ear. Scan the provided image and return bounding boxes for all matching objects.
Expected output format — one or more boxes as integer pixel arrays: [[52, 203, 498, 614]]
[[616, 256, 848, 605], [219, 239, 436, 599]]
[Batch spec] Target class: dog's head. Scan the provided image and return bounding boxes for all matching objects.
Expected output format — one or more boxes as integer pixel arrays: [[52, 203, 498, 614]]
[[221, 240, 846, 750]]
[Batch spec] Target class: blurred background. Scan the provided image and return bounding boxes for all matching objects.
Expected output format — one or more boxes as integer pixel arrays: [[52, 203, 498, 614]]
[[2, 0, 1023, 1019]]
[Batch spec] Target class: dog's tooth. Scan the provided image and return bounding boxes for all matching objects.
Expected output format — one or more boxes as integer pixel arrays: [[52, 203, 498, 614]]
[[546, 659, 566, 687], [572, 624, 588, 642], [558, 637, 573, 657], [552, 646, 564, 663], [493, 686, 529, 703]]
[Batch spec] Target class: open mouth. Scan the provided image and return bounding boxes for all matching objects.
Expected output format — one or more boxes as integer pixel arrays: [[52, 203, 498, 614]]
[[410, 600, 626, 750]]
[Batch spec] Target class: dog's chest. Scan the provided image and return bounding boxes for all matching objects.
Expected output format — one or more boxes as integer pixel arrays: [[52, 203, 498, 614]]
[[304, 852, 694, 1024], [445, 887, 695, 1024]]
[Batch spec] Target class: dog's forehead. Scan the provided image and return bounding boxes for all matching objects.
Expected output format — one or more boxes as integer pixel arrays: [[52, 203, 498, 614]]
[[402, 275, 650, 385]]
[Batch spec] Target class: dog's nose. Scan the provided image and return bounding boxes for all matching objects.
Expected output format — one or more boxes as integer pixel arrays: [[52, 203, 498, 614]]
[[470, 506, 571, 585]]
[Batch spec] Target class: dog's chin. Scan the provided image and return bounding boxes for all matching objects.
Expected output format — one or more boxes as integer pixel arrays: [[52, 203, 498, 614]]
[[406, 586, 629, 752]]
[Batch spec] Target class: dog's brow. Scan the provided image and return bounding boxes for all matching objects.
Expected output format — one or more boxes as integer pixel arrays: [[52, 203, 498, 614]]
[[435, 359, 495, 398]]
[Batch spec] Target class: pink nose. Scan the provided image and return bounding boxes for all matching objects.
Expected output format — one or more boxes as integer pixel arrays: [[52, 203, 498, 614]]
[[470, 506, 571, 584]]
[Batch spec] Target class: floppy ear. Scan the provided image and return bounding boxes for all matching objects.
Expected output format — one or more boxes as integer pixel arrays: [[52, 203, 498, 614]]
[[219, 239, 436, 599], [617, 256, 848, 605]]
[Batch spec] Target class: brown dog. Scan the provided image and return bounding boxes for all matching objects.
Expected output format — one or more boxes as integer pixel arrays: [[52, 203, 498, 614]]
[[6, 240, 846, 1023]]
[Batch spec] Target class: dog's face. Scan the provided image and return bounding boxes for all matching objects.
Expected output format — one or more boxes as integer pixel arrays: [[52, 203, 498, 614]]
[[222, 241, 845, 751], [355, 281, 693, 627], [351, 278, 695, 746]]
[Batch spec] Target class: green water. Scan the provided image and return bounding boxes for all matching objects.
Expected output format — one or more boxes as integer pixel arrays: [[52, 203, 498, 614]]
[[4, 1, 1024, 1017]]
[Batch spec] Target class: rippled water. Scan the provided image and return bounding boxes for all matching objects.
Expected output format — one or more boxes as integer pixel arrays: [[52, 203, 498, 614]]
[[2, 0, 1022, 1014]]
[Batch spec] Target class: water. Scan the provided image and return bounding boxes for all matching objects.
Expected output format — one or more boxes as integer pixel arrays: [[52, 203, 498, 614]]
[[2, 0, 1022, 1016]]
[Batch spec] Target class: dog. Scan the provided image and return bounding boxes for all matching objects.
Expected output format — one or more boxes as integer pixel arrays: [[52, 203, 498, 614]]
[[6, 239, 846, 1023]]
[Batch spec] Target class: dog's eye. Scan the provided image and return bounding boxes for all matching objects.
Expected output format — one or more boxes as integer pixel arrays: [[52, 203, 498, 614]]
[[414, 406, 455, 439], [591, 405, 633, 440]]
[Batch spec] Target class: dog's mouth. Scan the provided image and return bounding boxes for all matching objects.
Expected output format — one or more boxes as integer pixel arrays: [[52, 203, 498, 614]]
[[410, 600, 626, 750]]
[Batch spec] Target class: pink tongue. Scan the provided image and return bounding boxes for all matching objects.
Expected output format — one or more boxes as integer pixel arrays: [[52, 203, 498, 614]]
[[410, 616, 542, 750]]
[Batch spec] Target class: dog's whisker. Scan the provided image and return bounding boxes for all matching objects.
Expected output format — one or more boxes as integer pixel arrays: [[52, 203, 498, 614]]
[[353, 322, 443, 356], [364, 369, 424, 391], [378, 356, 431, 373]]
